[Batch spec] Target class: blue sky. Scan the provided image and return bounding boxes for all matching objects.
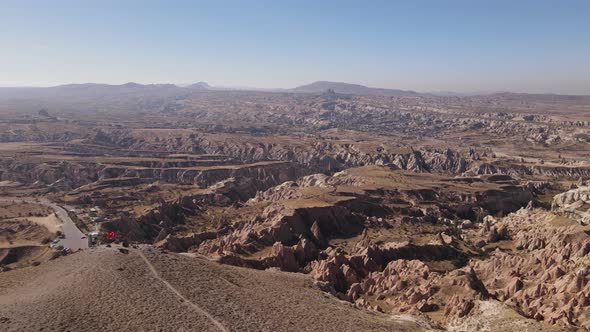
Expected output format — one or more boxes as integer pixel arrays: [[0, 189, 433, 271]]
[[1, 0, 589, 94]]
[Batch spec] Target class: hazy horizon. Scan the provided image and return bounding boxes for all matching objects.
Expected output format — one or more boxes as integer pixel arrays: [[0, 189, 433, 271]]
[[0, 81, 586, 97], [2, 0, 589, 95]]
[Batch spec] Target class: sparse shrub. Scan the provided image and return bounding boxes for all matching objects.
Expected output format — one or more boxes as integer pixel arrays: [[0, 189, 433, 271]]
[[448, 216, 462, 237], [474, 207, 486, 223]]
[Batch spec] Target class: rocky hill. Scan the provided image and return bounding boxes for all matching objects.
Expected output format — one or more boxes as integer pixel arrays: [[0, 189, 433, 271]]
[[0, 246, 436, 331], [290, 81, 420, 96]]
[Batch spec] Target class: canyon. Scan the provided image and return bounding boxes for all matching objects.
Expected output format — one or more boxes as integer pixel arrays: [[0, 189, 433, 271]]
[[0, 84, 588, 331]]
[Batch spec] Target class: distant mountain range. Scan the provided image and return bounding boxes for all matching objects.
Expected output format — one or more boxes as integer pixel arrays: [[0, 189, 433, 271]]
[[0, 81, 423, 97], [0, 81, 587, 98]]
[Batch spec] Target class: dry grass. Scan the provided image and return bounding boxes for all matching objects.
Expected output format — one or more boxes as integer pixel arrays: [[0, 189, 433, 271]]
[[0, 246, 435, 331]]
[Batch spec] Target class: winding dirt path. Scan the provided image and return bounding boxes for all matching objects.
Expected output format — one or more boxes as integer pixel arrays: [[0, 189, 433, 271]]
[[133, 248, 229, 332]]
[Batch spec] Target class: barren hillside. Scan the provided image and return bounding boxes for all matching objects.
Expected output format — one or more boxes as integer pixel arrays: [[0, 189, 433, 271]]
[[0, 246, 434, 332]]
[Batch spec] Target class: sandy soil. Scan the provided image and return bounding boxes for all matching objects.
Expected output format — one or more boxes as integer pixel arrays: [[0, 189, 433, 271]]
[[0, 245, 53, 268], [26, 214, 62, 234], [0, 246, 436, 332], [0, 202, 52, 219], [0, 202, 57, 246], [0, 219, 53, 247]]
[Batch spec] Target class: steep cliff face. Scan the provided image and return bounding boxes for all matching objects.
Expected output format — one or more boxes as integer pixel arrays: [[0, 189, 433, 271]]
[[0, 157, 309, 192], [97, 167, 319, 243], [82, 129, 590, 181], [300, 196, 590, 329], [552, 187, 590, 225], [195, 203, 364, 258], [466, 208, 590, 329], [553, 187, 590, 207], [99, 161, 304, 187], [475, 186, 534, 214], [130, 134, 476, 174], [0, 160, 100, 188], [470, 163, 590, 178], [307, 245, 485, 320]]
